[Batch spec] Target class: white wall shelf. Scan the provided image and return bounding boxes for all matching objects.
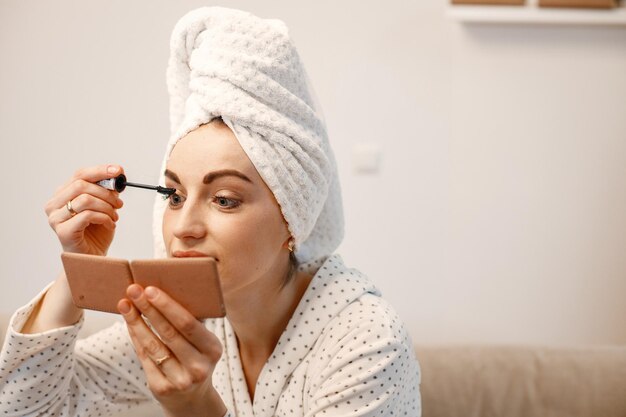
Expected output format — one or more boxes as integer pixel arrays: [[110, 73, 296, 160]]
[[447, 0, 626, 25]]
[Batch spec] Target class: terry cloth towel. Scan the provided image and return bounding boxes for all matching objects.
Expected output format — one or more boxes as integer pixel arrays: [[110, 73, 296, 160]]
[[152, 6, 344, 263]]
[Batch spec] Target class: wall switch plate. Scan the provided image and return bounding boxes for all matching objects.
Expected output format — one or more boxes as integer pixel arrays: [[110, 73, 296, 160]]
[[352, 142, 382, 174]]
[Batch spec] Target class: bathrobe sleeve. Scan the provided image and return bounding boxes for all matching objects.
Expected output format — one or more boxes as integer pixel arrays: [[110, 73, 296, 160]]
[[304, 294, 421, 417], [0, 283, 153, 416]]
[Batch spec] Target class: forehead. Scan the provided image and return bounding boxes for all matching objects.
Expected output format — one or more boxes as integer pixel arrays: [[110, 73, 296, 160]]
[[167, 123, 255, 177]]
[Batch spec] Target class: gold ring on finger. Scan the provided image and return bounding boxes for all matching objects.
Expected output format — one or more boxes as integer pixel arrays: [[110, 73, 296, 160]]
[[66, 200, 78, 217], [153, 353, 171, 367]]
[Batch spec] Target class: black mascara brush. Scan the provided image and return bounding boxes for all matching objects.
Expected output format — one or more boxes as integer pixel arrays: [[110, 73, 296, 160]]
[[97, 174, 176, 197]]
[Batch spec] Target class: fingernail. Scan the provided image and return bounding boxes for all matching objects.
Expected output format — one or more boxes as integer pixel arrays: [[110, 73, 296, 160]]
[[116, 198, 124, 207], [145, 287, 158, 300], [118, 300, 131, 314], [107, 165, 119, 175], [128, 285, 142, 300]]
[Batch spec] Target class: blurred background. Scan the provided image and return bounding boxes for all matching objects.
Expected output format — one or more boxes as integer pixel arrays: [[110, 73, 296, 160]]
[[1, 0, 625, 346]]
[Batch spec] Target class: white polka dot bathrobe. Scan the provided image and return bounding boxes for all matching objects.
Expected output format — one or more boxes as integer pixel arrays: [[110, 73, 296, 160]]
[[0, 254, 421, 416]]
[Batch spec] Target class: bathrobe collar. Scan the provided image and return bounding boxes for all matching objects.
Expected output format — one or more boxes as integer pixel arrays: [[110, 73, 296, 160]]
[[212, 253, 380, 417]]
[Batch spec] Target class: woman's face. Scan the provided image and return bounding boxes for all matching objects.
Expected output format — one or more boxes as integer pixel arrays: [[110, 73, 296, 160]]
[[162, 121, 291, 295]]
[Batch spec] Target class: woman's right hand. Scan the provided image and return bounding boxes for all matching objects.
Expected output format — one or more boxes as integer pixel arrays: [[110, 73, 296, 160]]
[[45, 164, 124, 256]]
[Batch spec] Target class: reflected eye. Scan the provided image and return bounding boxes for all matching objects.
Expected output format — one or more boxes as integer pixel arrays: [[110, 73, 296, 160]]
[[167, 192, 185, 208]]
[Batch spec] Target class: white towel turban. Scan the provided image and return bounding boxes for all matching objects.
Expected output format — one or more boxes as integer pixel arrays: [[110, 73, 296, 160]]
[[152, 6, 344, 264]]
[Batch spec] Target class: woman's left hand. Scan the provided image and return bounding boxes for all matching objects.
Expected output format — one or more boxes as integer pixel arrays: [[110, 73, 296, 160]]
[[118, 284, 227, 417]]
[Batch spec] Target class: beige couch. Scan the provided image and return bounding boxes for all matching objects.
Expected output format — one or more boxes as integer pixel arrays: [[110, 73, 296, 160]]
[[2, 313, 625, 417], [415, 345, 626, 417]]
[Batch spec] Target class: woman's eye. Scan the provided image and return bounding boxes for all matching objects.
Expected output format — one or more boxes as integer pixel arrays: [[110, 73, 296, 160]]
[[167, 193, 238, 210], [167, 193, 185, 208], [214, 195, 240, 209]]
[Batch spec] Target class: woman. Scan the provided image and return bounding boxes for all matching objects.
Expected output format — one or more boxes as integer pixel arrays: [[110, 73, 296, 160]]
[[0, 6, 420, 417]]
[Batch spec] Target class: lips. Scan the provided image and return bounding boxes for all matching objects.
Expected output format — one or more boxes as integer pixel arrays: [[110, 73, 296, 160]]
[[173, 250, 212, 258]]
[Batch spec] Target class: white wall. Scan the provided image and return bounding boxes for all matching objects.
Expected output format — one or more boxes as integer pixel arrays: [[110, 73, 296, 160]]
[[1, 0, 625, 346]]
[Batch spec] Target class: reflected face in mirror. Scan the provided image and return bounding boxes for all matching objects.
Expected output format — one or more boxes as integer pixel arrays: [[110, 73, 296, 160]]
[[162, 120, 291, 295]]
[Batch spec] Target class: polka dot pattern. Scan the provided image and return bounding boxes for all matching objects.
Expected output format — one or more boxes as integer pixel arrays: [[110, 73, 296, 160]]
[[0, 283, 153, 416], [0, 254, 421, 416], [208, 254, 421, 416]]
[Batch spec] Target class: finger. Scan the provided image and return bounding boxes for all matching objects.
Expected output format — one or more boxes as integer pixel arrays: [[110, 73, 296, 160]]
[[48, 194, 118, 226], [48, 164, 124, 211], [71, 164, 124, 184], [54, 210, 117, 235], [120, 301, 179, 396], [119, 299, 172, 367], [46, 179, 123, 216], [128, 285, 214, 383], [47, 205, 73, 227], [46, 164, 124, 214], [126, 284, 211, 381], [118, 298, 192, 391], [143, 286, 222, 359]]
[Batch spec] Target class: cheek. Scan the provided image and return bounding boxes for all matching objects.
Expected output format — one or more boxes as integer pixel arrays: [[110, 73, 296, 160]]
[[162, 210, 174, 254], [219, 206, 289, 270], [201, 208, 286, 290], [222, 209, 285, 253]]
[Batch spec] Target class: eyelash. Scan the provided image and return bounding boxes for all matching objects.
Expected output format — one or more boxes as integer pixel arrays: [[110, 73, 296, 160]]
[[166, 192, 240, 210]]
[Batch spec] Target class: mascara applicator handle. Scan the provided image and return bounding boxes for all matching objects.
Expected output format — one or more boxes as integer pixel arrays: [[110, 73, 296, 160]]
[[97, 174, 127, 192]]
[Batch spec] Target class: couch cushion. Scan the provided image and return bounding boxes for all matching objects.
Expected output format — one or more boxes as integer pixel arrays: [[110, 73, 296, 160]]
[[416, 345, 626, 417]]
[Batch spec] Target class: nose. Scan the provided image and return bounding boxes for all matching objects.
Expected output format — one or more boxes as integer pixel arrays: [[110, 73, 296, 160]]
[[172, 198, 208, 241]]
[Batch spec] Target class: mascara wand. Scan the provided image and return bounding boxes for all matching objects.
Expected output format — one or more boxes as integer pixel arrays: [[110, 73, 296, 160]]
[[96, 174, 176, 197]]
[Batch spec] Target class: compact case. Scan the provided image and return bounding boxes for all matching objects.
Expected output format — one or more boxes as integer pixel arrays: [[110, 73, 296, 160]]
[[61, 253, 226, 319]]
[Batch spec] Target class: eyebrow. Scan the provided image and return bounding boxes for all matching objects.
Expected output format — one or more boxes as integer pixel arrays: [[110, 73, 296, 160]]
[[164, 169, 253, 185]]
